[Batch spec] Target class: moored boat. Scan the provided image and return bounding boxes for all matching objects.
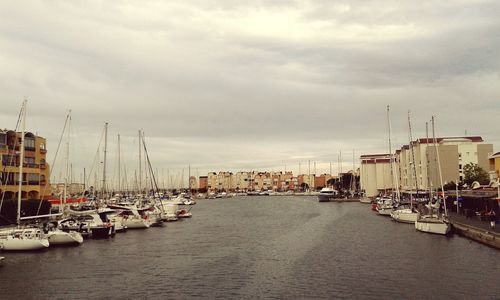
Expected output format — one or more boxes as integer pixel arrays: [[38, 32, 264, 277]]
[[318, 187, 339, 202], [0, 227, 49, 251]]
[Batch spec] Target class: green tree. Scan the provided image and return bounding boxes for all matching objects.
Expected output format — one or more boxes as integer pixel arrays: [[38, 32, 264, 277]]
[[463, 163, 490, 185]]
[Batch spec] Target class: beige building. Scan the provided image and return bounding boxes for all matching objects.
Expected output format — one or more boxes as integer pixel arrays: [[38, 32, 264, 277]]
[[398, 136, 493, 191], [51, 183, 85, 197], [360, 154, 394, 197]]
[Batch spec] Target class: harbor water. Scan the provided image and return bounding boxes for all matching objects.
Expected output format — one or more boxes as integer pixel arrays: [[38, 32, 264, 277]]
[[0, 196, 499, 299]]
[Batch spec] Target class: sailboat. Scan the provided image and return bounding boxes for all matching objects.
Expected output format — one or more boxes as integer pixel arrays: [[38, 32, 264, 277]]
[[415, 116, 451, 235], [377, 106, 399, 216], [45, 111, 83, 245], [391, 111, 418, 224], [0, 100, 50, 251]]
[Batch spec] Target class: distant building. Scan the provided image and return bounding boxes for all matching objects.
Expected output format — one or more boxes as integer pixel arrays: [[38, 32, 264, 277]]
[[51, 183, 84, 197], [398, 136, 493, 191], [488, 152, 500, 181], [360, 154, 393, 197], [0, 129, 51, 200]]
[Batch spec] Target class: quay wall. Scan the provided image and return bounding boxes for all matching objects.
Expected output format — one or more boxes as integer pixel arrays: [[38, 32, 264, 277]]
[[451, 221, 500, 250]]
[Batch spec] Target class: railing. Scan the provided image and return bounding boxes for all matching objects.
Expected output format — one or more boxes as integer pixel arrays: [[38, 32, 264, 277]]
[[40, 149, 47, 154], [23, 163, 39, 169], [40, 163, 46, 169]]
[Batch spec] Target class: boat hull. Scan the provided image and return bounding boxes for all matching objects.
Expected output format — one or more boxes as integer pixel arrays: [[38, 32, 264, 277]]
[[48, 231, 83, 245], [390, 210, 418, 224], [125, 218, 150, 229], [0, 238, 49, 251], [415, 218, 450, 235]]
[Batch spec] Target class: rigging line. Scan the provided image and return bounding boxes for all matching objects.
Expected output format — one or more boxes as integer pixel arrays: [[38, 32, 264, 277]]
[[36, 112, 70, 215], [141, 133, 164, 212], [82, 124, 106, 196]]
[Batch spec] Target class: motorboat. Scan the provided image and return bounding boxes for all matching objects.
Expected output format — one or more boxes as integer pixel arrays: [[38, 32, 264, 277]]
[[160, 200, 179, 221], [0, 227, 49, 251], [0, 256, 4, 266], [376, 197, 394, 216], [109, 204, 151, 229], [177, 208, 192, 218], [46, 222, 83, 246], [318, 187, 339, 202], [98, 208, 127, 232]]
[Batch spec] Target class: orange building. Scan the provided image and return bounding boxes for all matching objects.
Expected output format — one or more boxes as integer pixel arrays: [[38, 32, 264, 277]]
[[0, 129, 51, 200]]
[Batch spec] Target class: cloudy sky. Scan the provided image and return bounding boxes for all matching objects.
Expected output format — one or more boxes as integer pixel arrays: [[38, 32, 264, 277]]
[[1, 1, 499, 187]]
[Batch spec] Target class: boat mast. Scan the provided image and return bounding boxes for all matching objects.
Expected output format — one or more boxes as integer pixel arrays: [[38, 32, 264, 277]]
[[138, 130, 142, 195], [387, 105, 400, 202], [102, 122, 108, 200], [425, 122, 432, 200], [17, 99, 27, 227], [63, 110, 71, 213], [118, 133, 121, 194], [432, 116, 447, 216], [408, 110, 419, 207]]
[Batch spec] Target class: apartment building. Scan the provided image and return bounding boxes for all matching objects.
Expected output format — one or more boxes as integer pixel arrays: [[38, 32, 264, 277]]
[[398, 136, 493, 191], [360, 154, 393, 197], [0, 129, 51, 200]]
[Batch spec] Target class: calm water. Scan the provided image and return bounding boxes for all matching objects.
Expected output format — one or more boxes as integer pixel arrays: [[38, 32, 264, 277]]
[[0, 196, 499, 299]]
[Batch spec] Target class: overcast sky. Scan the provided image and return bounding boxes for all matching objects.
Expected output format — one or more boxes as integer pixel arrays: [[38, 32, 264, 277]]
[[1, 1, 499, 187]]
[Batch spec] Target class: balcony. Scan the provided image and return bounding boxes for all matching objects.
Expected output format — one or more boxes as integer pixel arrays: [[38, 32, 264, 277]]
[[23, 163, 39, 169], [40, 149, 47, 154], [40, 163, 46, 169]]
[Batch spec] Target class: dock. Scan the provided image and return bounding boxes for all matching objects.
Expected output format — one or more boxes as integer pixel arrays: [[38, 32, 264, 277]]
[[448, 212, 500, 250]]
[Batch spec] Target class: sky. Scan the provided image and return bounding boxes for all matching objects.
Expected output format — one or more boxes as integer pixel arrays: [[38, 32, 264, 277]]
[[1, 1, 499, 187]]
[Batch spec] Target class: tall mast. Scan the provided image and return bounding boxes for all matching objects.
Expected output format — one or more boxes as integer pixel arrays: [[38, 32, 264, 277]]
[[387, 105, 400, 201], [118, 133, 121, 193], [17, 99, 27, 226], [102, 122, 108, 199], [425, 122, 432, 199], [138, 130, 142, 194], [432, 116, 447, 216], [63, 110, 71, 212], [408, 110, 418, 207]]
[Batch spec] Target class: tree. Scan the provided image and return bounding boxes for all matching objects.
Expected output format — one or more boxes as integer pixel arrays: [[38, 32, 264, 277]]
[[463, 163, 490, 185]]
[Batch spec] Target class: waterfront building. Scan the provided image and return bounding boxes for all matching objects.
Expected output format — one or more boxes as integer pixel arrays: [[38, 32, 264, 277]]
[[50, 183, 84, 197], [360, 154, 393, 198], [398, 136, 493, 191], [0, 129, 51, 201], [199, 176, 208, 191], [488, 152, 500, 181], [189, 176, 198, 191]]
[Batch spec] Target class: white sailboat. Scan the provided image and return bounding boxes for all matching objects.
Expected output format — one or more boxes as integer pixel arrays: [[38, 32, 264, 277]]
[[377, 106, 399, 216], [391, 111, 418, 224], [47, 111, 83, 245], [415, 116, 451, 235], [0, 100, 49, 251]]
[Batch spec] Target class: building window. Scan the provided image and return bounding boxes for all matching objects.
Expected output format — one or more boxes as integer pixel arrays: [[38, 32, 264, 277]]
[[25, 137, 35, 150]]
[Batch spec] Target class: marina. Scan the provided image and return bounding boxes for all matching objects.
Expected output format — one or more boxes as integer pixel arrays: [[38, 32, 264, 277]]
[[0, 196, 498, 299]]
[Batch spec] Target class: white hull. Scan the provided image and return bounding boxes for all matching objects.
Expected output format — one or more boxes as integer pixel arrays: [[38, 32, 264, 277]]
[[359, 198, 372, 204], [1, 237, 49, 251], [377, 208, 393, 216], [415, 217, 451, 235], [390, 209, 418, 224], [47, 231, 83, 245], [0, 256, 4, 265], [125, 218, 150, 229]]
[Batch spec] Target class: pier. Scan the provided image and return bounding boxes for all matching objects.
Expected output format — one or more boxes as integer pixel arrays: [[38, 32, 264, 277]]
[[449, 211, 500, 249]]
